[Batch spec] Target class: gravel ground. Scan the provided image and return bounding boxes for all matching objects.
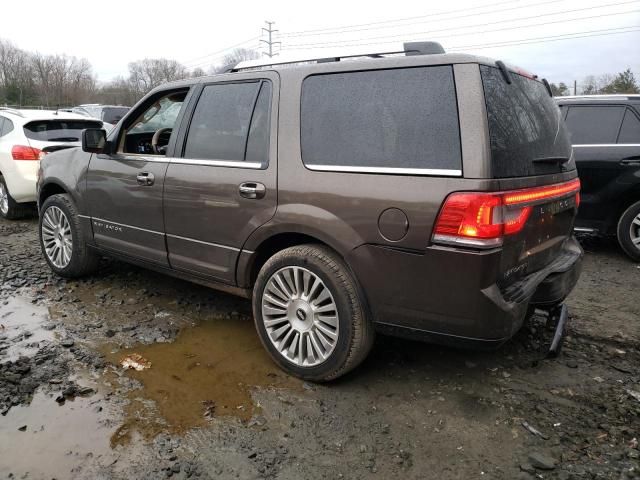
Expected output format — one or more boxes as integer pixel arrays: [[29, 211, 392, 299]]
[[0, 216, 639, 480]]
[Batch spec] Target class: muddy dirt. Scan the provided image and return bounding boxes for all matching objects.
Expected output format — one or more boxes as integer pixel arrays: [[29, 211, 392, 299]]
[[1, 216, 639, 479]]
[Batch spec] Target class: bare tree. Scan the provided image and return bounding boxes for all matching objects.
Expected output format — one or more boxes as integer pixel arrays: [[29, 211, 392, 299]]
[[127, 58, 189, 96], [211, 48, 260, 73]]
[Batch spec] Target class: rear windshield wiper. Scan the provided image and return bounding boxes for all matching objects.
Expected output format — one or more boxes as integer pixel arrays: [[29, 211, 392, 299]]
[[532, 156, 571, 165]]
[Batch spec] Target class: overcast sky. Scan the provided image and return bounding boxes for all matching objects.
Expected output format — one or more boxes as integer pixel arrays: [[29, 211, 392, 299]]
[[2, 0, 639, 87]]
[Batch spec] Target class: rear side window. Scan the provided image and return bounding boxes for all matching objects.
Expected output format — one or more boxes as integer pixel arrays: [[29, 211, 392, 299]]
[[0, 116, 14, 137], [184, 81, 270, 163], [23, 120, 102, 142], [618, 108, 640, 143], [564, 106, 625, 144], [480, 65, 573, 178], [301, 66, 462, 173]]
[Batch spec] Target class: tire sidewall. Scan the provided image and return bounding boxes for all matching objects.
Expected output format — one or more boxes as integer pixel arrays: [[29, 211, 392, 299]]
[[252, 249, 357, 381], [617, 201, 640, 261], [0, 176, 19, 220], [39, 196, 81, 276]]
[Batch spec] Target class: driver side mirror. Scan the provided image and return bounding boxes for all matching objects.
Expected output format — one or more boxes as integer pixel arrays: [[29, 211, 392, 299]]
[[82, 128, 108, 154]]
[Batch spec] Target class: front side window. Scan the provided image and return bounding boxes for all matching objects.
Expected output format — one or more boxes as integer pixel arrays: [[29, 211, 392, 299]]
[[183, 80, 271, 164], [618, 108, 640, 143], [122, 90, 187, 155], [301, 66, 462, 173], [564, 105, 625, 145]]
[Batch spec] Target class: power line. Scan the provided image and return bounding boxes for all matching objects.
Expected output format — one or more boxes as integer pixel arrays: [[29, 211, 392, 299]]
[[281, 23, 640, 52], [448, 25, 640, 50], [182, 36, 260, 67], [279, 0, 566, 37], [278, 26, 640, 54], [281, 1, 640, 49]]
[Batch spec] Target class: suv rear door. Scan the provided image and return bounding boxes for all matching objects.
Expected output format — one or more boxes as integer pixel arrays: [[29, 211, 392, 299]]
[[562, 103, 640, 232], [163, 73, 278, 284]]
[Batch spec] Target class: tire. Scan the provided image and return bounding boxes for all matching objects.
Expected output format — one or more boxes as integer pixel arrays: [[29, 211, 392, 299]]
[[616, 200, 640, 262], [0, 176, 30, 220], [252, 244, 374, 382], [39, 194, 99, 278]]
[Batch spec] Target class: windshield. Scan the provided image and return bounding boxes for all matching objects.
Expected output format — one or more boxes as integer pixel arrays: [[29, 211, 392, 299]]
[[480, 65, 573, 178], [23, 120, 103, 142], [129, 96, 183, 134]]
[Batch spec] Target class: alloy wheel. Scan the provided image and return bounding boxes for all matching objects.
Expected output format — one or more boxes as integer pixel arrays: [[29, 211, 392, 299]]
[[630, 212, 640, 251], [0, 182, 8, 215], [41, 206, 73, 269], [261, 266, 339, 367]]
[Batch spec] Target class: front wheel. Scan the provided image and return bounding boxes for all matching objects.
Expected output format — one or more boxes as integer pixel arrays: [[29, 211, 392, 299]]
[[39, 194, 99, 278], [617, 200, 640, 262], [252, 244, 374, 382]]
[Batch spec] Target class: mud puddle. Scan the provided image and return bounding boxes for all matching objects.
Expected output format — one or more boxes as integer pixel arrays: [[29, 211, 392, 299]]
[[0, 388, 118, 479], [0, 296, 53, 361], [103, 315, 300, 443]]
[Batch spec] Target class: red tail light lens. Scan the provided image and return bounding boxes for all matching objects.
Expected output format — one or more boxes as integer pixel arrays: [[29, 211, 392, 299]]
[[12, 145, 43, 161], [433, 178, 581, 249]]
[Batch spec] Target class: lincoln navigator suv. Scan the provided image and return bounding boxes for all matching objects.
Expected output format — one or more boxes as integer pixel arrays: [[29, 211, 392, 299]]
[[37, 42, 583, 381]]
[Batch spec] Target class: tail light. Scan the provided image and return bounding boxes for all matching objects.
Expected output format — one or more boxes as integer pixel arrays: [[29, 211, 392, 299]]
[[12, 145, 44, 161], [432, 178, 581, 249]]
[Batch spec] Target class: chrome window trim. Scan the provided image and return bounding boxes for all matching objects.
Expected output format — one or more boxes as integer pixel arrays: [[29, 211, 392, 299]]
[[105, 153, 170, 164], [90, 217, 164, 235], [170, 158, 264, 169], [166, 233, 240, 252], [305, 164, 462, 176], [573, 144, 640, 147]]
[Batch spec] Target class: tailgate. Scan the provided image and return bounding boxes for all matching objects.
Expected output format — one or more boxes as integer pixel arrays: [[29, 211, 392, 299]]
[[497, 175, 580, 287]]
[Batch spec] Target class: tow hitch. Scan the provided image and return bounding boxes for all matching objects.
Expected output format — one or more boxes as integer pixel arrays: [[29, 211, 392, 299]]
[[539, 303, 569, 358]]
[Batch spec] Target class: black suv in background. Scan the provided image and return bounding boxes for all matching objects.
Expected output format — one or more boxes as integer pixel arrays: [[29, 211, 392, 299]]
[[557, 95, 640, 261]]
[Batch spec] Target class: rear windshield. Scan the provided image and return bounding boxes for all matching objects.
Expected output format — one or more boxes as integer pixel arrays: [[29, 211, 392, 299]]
[[480, 65, 573, 178], [23, 120, 102, 142], [101, 107, 129, 125]]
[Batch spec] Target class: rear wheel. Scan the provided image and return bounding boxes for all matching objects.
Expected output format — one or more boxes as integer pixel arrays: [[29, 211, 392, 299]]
[[39, 194, 99, 278], [617, 200, 640, 262], [252, 244, 374, 382], [0, 176, 30, 220]]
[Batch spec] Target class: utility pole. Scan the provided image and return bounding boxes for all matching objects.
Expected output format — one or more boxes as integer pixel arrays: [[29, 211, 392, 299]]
[[574, 80, 577, 95], [260, 21, 281, 58]]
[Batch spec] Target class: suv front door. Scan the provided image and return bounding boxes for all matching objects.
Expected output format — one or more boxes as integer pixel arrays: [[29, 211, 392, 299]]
[[85, 88, 192, 265], [163, 74, 278, 284]]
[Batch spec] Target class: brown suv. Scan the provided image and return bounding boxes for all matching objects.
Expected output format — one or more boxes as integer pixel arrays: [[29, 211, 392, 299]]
[[36, 43, 583, 381]]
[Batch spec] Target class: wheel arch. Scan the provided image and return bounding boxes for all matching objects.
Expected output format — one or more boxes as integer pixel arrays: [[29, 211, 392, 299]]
[[238, 230, 344, 289], [38, 181, 70, 212]]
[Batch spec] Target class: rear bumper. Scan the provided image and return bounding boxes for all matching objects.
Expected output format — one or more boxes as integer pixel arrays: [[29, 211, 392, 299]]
[[347, 237, 583, 348]]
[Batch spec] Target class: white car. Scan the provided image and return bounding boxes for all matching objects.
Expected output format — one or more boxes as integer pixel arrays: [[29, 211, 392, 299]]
[[0, 108, 103, 219]]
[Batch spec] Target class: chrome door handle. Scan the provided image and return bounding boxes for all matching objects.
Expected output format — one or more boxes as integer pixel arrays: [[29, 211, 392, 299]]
[[136, 172, 155, 186], [239, 182, 266, 199]]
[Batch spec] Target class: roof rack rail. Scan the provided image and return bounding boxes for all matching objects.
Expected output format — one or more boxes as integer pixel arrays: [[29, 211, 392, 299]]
[[233, 41, 446, 72], [0, 107, 25, 117]]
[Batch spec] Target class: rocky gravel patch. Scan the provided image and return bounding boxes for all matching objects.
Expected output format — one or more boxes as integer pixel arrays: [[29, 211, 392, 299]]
[[1, 217, 639, 479]]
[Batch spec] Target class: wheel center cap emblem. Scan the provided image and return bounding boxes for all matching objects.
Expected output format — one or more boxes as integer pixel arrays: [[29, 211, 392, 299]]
[[296, 309, 307, 321]]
